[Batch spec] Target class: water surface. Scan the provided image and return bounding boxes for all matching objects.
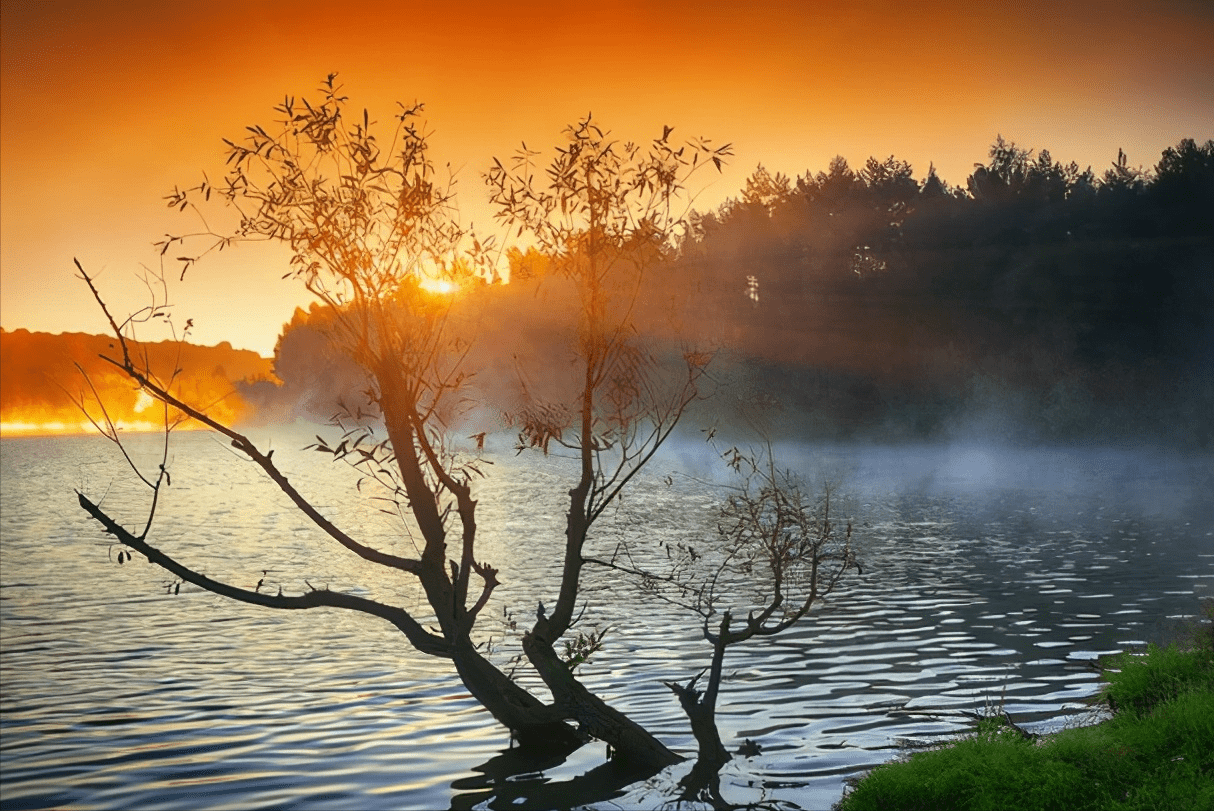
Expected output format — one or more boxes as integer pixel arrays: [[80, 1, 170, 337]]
[[2, 431, 1210, 809]]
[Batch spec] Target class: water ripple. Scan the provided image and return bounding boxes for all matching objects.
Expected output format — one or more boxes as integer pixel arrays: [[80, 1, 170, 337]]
[[2, 435, 1210, 809]]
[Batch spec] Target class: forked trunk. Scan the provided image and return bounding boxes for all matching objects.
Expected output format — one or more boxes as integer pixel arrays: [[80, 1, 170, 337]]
[[668, 682, 729, 770], [668, 614, 732, 770], [450, 643, 585, 751], [523, 632, 683, 770]]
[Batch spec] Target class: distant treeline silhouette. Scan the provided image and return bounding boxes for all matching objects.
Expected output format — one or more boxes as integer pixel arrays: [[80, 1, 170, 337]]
[[0, 328, 271, 429], [258, 137, 1213, 445], [660, 136, 1214, 444]]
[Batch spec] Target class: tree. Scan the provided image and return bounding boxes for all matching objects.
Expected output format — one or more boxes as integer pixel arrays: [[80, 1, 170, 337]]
[[72, 76, 748, 787], [807, 155, 862, 213], [860, 155, 918, 209], [1099, 147, 1148, 196], [77, 74, 588, 753], [967, 135, 1035, 202], [504, 245, 552, 282], [483, 114, 734, 768], [919, 163, 950, 200], [1152, 137, 1214, 231], [260, 302, 368, 422], [584, 436, 860, 802], [739, 163, 793, 215]]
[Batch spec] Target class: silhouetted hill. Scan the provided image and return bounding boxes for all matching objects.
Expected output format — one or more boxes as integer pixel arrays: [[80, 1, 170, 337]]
[[0, 328, 273, 432]]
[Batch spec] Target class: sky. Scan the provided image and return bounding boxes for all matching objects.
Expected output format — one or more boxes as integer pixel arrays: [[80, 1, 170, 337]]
[[3, 0, 1212, 356]]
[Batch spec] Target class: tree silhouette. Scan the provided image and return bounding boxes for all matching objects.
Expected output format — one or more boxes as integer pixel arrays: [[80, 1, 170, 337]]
[[484, 114, 733, 767], [665, 134, 1212, 445], [74, 77, 826, 794], [582, 436, 859, 796]]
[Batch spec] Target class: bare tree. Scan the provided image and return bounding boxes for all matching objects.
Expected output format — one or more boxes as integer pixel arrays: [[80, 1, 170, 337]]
[[485, 114, 733, 766], [73, 75, 734, 775], [583, 436, 861, 803]]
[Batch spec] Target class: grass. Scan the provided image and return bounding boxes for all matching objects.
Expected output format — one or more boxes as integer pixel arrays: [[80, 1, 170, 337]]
[[835, 602, 1214, 811]]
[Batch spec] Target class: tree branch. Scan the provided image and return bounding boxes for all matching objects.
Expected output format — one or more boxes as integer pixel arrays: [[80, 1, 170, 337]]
[[77, 490, 451, 657], [76, 260, 423, 576]]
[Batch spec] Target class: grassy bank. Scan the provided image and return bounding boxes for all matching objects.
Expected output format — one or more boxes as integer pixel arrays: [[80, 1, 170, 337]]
[[836, 607, 1214, 811]]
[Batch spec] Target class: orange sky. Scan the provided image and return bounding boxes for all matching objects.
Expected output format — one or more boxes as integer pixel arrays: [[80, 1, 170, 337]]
[[3, 0, 1212, 355]]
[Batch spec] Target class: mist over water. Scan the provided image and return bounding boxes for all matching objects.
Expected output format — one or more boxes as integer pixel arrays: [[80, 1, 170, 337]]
[[2, 429, 1210, 809]]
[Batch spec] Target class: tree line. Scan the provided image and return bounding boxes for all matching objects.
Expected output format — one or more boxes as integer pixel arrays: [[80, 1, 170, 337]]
[[1, 327, 269, 430], [684, 137, 1212, 368], [257, 136, 1214, 445]]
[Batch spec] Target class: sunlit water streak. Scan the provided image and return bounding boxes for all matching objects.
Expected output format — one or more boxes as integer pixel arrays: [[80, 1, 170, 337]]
[[1, 430, 1210, 809]]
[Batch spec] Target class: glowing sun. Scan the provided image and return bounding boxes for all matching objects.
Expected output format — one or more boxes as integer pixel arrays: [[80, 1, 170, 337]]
[[419, 278, 458, 295]]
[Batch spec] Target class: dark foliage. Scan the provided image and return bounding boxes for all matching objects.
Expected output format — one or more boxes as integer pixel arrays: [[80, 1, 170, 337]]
[[667, 138, 1214, 445]]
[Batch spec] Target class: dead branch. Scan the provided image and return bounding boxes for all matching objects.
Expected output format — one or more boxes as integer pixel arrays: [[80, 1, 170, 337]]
[[77, 490, 451, 657]]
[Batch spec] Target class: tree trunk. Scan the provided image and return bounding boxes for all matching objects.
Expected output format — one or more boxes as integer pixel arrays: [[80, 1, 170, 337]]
[[450, 642, 585, 751], [668, 613, 732, 770], [667, 679, 729, 771], [666, 628, 734, 806], [522, 632, 683, 770]]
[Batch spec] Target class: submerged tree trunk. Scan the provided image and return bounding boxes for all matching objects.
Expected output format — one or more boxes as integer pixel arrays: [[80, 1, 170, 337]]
[[71, 88, 738, 800], [667, 679, 729, 772], [450, 642, 585, 750], [667, 612, 732, 772], [522, 632, 683, 770], [665, 615, 736, 806]]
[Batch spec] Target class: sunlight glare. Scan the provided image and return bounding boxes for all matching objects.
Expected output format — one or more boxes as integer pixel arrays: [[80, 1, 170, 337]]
[[419, 278, 458, 296], [133, 390, 156, 413]]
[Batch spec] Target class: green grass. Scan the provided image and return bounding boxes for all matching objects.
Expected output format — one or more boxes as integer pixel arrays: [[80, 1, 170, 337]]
[[835, 608, 1214, 811], [1104, 640, 1213, 716]]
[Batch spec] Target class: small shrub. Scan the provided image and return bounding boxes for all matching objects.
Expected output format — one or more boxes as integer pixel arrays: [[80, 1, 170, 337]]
[[1101, 642, 1214, 716], [835, 727, 1094, 811]]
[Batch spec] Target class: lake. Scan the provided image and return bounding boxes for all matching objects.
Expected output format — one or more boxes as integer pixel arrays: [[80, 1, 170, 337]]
[[2, 429, 1211, 809]]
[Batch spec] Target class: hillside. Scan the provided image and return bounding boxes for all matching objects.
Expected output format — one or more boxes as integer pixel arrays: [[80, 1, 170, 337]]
[[0, 328, 274, 434]]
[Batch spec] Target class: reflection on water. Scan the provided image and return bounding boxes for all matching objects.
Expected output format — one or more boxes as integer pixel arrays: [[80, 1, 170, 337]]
[[1, 430, 1210, 809]]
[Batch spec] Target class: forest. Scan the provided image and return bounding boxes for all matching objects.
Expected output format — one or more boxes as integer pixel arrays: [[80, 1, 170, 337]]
[[0, 328, 270, 431], [5, 135, 1210, 446], [248, 136, 1214, 447]]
